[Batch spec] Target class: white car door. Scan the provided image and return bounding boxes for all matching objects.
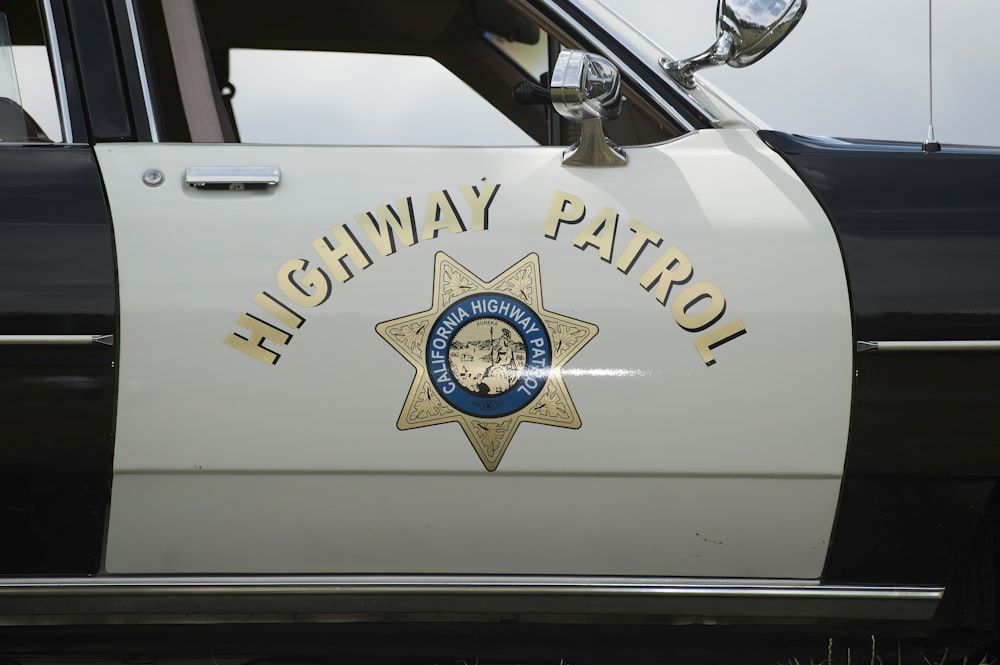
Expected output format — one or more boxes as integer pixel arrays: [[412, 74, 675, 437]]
[[96, 0, 851, 579]]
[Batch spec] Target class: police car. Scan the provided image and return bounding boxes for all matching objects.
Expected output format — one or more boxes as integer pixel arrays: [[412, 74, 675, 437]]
[[1, 0, 998, 646]]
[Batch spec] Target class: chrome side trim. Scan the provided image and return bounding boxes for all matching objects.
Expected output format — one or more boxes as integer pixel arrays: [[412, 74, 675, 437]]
[[0, 574, 825, 590], [857, 340, 1000, 352], [0, 334, 114, 345], [519, 0, 699, 134], [0, 575, 943, 625], [41, 0, 73, 143], [124, 0, 159, 142]]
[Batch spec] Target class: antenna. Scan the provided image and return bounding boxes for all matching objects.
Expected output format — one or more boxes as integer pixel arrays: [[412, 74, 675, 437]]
[[923, 0, 941, 152]]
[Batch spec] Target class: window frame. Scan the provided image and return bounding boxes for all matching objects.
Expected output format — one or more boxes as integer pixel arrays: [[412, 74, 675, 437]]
[[40, 0, 72, 142]]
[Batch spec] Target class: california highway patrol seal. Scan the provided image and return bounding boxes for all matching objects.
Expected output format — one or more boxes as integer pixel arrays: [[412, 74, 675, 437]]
[[376, 252, 598, 471]]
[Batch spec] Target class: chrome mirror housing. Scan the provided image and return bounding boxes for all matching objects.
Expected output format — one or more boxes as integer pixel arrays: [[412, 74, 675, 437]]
[[550, 50, 627, 167], [659, 0, 807, 89]]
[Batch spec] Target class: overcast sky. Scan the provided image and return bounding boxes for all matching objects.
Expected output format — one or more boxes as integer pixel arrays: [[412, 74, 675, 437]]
[[603, 0, 1000, 147]]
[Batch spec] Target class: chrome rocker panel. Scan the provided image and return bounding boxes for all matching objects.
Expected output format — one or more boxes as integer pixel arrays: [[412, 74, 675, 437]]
[[0, 575, 943, 626]]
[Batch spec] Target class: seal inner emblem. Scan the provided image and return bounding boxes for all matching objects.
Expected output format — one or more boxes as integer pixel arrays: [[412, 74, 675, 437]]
[[376, 252, 598, 471], [429, 294, 551, 418]]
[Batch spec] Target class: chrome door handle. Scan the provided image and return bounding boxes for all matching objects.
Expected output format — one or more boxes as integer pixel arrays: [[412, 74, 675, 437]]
[[185, 166, 280, 190]]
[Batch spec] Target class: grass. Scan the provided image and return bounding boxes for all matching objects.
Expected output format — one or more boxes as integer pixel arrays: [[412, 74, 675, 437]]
[[782, 637, 996, 665]]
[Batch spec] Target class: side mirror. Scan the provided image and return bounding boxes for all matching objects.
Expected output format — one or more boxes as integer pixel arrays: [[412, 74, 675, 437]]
[[550, 50, 627, 167], [659, 0, 806, 89]]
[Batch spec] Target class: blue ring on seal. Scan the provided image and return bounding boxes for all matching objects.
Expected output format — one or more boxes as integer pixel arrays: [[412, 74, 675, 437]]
[[426, 293, 551, 418]]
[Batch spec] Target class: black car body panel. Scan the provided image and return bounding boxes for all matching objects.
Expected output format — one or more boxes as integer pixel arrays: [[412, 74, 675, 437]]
[[760, 130, 1000, 588], [0, 145, 116, 574]]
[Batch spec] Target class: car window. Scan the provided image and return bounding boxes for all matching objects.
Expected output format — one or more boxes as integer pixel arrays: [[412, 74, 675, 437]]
[[0, 1, 64, 143], [137, 0, 684, 147], [228, 49, 538, 146]]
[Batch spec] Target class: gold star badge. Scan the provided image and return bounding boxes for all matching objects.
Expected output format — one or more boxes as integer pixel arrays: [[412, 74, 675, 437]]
[[376, 253, 598, 471]]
